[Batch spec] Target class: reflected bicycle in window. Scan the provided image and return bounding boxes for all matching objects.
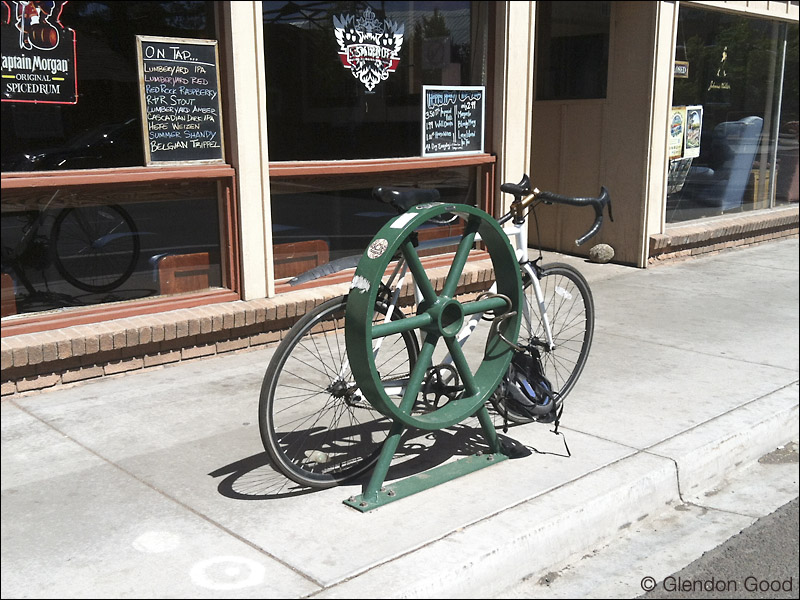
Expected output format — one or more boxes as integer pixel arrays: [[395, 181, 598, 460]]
[[1, 191, 141, 313]]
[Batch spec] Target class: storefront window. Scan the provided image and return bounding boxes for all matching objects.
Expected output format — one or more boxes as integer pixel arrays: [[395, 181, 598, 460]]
[[262, 1, 489, 161], [1, 1, 217, 171], [1, 2, 231, 320], [1, 181, 224, 317], [271, 166, 481, 277], [262, 1, 492, 280], [666, 7, 799, 223]]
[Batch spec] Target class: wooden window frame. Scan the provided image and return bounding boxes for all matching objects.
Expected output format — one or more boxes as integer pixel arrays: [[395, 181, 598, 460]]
[[0, 165, 241, 336]]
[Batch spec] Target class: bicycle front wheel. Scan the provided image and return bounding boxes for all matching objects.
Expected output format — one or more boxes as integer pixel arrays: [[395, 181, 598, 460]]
[[259, 295, 419, 488], [498, 262, 595, 424], [51, 204, 140, 293]]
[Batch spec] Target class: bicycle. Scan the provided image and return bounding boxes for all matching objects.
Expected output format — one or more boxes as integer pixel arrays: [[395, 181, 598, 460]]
[[259, 174, 612, 489], [1, 190, 141, 310]]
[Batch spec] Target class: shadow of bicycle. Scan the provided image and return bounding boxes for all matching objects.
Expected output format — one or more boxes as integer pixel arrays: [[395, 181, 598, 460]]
[[209, 412, 534, 501]]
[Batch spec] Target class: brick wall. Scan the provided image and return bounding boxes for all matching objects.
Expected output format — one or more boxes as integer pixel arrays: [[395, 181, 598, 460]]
[[1, 261, 496, 397], [649, 207, 798, 264]]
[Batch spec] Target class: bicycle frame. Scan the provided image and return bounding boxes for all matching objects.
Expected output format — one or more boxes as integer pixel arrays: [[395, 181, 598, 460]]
[[304, 176, 612, 406]]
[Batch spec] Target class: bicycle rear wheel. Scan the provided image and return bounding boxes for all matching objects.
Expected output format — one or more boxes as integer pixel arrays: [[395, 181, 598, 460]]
[[51, 204, 140, 293], [495, 262, 594, 424], [259, 295, 419, 488]]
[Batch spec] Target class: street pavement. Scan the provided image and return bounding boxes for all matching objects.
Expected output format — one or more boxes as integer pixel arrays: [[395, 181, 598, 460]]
[[2, 237, 798, 599]]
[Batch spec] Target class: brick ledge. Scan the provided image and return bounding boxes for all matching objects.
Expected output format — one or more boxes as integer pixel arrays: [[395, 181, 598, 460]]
[[649, 205, 798, 263], [1, 260, 496, 397]]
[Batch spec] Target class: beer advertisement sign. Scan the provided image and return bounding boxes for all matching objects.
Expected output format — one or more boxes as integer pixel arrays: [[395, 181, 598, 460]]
[[1, 1, 78, 105]]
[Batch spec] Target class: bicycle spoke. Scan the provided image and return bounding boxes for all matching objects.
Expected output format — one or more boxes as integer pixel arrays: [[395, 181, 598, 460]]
[[261, 294, 416, 488]]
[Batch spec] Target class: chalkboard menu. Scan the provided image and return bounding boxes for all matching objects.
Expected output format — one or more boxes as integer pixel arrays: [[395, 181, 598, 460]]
[[422, 85, 485, 157], [136, 36, 224, 165]]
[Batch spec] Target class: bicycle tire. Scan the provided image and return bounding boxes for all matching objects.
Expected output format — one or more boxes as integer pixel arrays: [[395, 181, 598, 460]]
[[51, 204, 140, 293], [493, 262, 595, 424], [259, 294, 419, 488]]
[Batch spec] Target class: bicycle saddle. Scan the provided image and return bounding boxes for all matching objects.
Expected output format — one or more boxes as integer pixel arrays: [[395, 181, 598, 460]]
[[372, 186, 441, 213]]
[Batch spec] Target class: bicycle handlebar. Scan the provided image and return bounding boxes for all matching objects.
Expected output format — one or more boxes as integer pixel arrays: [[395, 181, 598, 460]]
[[500, 174, 614, 246]]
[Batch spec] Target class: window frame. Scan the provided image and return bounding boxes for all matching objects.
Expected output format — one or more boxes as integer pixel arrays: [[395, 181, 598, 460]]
[[0, 164, 241, 336], [0, 2, 240, 336]]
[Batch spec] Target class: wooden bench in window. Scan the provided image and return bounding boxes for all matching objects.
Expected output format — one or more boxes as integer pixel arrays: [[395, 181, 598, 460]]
[[273, 239, 330, 280], [154, 252, 211, 295]]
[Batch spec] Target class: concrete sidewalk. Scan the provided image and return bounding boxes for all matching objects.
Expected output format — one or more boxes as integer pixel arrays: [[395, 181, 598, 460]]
[[2, 238, 798, 599]]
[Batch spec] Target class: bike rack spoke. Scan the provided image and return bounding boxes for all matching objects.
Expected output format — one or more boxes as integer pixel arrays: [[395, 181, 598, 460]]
[[400, 239, 437, 305], [397, 339, 437, 413], [442, 335, 478, 397], [440, 217, 479, 299]]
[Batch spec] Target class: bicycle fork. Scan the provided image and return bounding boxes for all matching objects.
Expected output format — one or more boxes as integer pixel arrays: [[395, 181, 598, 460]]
[[520, 261, 555, 352]]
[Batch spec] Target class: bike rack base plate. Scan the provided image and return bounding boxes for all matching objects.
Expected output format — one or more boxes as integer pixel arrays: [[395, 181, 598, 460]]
[[343, 452, 508, 512]]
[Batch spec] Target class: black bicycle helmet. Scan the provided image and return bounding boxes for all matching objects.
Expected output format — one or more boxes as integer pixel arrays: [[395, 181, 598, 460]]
[[502, 350, 555, 418]]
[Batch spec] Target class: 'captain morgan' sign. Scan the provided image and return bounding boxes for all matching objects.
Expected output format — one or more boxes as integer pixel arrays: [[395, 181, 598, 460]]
[[1, 1, 78, 104]]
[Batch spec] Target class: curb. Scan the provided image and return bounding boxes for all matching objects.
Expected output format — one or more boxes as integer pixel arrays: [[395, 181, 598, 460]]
[[314, 386, 799, 598]]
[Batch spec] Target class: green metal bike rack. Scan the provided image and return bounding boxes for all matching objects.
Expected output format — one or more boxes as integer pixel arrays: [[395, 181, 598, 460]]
[[344, 202, 522, 511]]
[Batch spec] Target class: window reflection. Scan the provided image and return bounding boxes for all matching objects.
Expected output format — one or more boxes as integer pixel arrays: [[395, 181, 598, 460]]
[[271, 167, 479, 279], [667, 8, 798, 223], [1, 182, 223, 316]]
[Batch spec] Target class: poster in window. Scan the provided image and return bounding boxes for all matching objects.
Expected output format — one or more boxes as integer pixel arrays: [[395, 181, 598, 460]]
[[422, 86, 485, 157], [136, 35, 224, 165], [1, 1, 78, 105], [669, 106, 686, 159], [684, 105, 702, 159]]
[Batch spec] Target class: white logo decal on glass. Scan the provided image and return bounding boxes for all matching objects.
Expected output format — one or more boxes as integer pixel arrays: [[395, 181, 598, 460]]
[[333, 8, 404, 92]]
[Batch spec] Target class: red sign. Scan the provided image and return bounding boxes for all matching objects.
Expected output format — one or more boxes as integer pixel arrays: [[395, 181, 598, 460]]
[[1, 1, 78, 104]]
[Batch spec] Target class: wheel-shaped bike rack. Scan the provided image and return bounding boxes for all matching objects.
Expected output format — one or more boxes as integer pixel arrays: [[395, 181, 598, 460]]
[[344, 202, 522, 511]]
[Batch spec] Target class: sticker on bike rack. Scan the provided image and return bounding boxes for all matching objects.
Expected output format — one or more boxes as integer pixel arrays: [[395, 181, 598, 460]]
[[350, 275, 371, 293], [367, 238, 388, 259], [390, 213, 417, 229], [415, 202, 444, 210]]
